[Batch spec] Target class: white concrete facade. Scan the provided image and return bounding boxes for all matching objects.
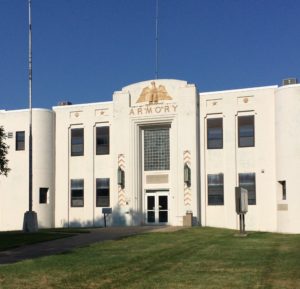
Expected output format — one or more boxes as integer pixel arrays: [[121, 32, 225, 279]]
[[0, 109, 55, 230], [0, 79, 299, 233]]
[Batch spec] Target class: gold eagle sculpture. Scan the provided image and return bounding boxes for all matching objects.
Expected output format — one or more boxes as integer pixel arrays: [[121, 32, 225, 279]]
[[136, 81, 172, 104]]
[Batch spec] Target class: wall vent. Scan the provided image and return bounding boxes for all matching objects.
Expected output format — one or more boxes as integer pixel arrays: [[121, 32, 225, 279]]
[[7, 132, 13, 138], [282, 78, 298, 86]]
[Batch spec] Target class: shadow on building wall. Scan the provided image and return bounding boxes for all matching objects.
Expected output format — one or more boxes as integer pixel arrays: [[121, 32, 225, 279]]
[[61, 205, 145, 228]]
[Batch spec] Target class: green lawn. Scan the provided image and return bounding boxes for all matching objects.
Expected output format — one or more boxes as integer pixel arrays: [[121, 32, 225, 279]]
[[0, 228, 91, 251], [0, 230, 77, 251], [0, 227, 299, 289]]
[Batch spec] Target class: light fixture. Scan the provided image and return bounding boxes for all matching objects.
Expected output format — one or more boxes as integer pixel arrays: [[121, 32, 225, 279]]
[[118, 166, 125, 189], [184, 163, 191, 187]]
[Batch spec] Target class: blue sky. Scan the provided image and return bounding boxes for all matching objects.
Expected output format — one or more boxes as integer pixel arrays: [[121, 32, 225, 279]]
[[0, 0, 299, 110]]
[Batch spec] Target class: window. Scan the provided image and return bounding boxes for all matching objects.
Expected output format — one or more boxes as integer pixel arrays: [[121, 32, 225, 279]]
[[144, 127, 170, 171], [71, 179, 84, 207], [239, 173, 256, 205], [71, 128, 84, 156], [238, 115, 254, 147], [207, 173, 224, 205], [96, 178, 110, 207], [16, 131, 25, 151], [207, 118, 223, 149], [279, 181, 286, 200], [96, 126, 109, 155], [39, 188, 49, 204]]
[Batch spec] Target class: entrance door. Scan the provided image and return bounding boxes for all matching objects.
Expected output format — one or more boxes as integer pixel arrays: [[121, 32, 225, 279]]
[[146, 191, 168, 224]]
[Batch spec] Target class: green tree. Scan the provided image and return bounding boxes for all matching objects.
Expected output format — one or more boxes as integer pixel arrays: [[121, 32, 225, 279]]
[[0, 126, 10, 176]]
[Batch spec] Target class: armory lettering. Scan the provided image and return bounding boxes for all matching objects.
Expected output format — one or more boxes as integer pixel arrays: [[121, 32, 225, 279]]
[[129, 103, 178, 116]]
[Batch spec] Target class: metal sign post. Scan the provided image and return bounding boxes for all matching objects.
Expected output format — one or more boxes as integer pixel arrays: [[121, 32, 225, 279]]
[[102, 208, 112, 228]]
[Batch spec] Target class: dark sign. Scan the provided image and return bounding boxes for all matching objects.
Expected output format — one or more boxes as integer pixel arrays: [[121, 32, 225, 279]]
[[102, 208, 112, 214]]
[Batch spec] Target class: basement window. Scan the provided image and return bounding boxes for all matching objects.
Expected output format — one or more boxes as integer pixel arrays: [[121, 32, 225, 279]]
[[39, 188, 49, 204], [278, 181, 286, 200]]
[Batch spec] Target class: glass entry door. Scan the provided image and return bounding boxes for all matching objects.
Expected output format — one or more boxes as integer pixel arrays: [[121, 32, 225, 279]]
[[146, 191, 168, 224]]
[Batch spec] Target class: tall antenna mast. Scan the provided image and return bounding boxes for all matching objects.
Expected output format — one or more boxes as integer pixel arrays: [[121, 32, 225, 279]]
[[23, 0, 38, 232], [155, 0, 159, 79], [28, 0, 33, 213]]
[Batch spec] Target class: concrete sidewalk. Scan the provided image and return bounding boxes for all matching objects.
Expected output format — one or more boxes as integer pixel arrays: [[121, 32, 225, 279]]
[[0, 226, 181, 265]]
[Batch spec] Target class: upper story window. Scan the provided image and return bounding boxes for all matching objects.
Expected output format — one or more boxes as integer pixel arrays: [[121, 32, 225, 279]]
[[96, 178, 110, 207], [96, 126, 109, 155], [238, 115, 255, 147], [144, 126, 170, 171], [71, 179, 84, 207], [239, 173, 256, 205], [207, 173, 224, 205], [71, 128, 84, 156], [207, 118, 223, 149], [16, 131, 25, 151]]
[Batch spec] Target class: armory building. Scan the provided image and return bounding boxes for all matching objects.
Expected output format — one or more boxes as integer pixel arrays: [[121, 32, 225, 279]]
[[1, 79, 300, 233]]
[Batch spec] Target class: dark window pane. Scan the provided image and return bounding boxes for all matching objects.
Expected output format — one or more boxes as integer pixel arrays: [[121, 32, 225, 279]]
[[238, 116, 254, 147], [159, 196, 168, 210], [147, 211, 155, 223], [208, 173, 224, 205], [71, 128, 84, 156], [279, 181, 287, 200], [96, 178, 110, 207], [147, 196, 155, 210], [144, 127, 170, 171], [239, 173, 256, 205], [96, 127, 109, 155], [159, 211, 168, 223], [39, 187, 48, 204], [71, 179, 84, 207], [207, 118, 223, 149], [16, 131, 25, 151]]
